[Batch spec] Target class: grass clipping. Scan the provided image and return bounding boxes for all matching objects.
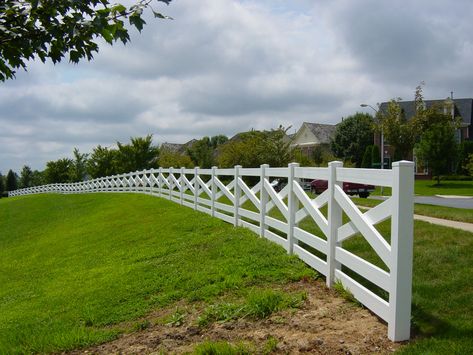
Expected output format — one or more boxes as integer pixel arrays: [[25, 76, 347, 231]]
[[197, 289, 307, 327]]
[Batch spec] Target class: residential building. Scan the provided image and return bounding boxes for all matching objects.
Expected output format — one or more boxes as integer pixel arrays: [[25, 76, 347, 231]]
[[377, 97, 473, 176], [290, 122, 337, 157]]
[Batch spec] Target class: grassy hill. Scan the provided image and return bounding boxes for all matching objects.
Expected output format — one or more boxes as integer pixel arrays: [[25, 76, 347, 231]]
[[0, 194, 313, 353], [1, 193, 472, 354]]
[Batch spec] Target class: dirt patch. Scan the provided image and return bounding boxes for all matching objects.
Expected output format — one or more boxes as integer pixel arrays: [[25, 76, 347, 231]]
[[69, 279, 403, 354]]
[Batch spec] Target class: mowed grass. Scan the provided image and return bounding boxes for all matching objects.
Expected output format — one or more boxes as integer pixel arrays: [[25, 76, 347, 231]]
[[352, 197, 473, 224], [237, 194, 473, 353], [1, 192, 473, 354], [0, 194, 313, 354], [372, 179, 473, 197]]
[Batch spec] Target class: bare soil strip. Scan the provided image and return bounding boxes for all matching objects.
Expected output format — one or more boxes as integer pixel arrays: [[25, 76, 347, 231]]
[[69, 280, 403, 354]]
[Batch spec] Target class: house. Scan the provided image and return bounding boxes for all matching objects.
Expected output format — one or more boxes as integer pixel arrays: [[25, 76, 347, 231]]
[[160, 139, 197, 154], [377, 97, 473, 175], [290, 122, 337, 157]]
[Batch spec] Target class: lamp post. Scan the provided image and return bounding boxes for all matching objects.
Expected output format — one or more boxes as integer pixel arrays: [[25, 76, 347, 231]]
[[361, 103, 384, 195]]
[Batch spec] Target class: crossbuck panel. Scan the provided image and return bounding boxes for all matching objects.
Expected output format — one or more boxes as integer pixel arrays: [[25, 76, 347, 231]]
[[9, 161, 414, 342]]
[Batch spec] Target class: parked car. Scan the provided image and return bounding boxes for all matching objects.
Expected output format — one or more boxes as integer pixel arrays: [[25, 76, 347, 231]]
[[310, 179, 375, 198], [269, 179, 287, 192]]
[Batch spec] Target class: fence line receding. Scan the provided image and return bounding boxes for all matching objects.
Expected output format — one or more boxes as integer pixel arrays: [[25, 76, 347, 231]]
[[9, 161, 414, 342]]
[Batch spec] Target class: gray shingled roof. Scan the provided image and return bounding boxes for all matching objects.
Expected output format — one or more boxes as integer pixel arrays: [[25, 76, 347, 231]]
[[379, 98, 473, 126], [161, 142, 184, 153], [303, 122, 337, 144]]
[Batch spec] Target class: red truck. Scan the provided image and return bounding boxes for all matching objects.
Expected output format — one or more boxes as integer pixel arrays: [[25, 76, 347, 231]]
[[310, 179, 375, 198]]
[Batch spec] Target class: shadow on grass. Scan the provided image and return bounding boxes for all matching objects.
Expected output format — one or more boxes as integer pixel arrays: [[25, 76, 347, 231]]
[[411, 304, 473, 340]]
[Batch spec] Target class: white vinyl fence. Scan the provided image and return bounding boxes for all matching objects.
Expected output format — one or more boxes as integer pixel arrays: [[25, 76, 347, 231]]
[[9, 161, 414, 341]]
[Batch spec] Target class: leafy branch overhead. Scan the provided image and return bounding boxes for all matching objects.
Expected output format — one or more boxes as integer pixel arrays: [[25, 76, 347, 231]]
[[0, 0, 172, 81]]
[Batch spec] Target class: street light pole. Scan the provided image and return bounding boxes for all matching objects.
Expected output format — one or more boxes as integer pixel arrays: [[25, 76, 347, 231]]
[[361, 103, 384, 195]]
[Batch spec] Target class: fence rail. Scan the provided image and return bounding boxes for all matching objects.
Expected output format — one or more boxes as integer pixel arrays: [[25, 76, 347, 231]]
[[9, 161, 414, 341]]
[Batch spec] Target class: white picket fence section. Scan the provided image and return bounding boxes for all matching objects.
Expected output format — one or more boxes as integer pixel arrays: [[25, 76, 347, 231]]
[[9, 161, 414, 341]]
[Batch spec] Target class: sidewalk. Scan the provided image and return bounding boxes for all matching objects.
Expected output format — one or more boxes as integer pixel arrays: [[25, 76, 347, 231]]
[[413, 214, 473, 233], [356, 205, 473, 233]]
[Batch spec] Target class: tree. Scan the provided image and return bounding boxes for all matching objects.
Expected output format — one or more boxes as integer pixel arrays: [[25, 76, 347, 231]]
[[44, 158, 74, 183], [379, 99, 418, 160], [69, 148, 88, 182], [19, 165, 33, 188], [331, 113, 374, 167], [187, 135, 228, 168], [87, 145, 119, 178], [6, 169, 18, 191], [361, 146, 373, 168], [0, 172, 4, 195], [415, 122, 457, 185], [464, 153, 473, 177], [0, 0, 172, 81], [217, 127, 291, 168], [116, 135, 159, 173], [158, 149, 194, 168], [371, 145, 381, 168], [30, 170, 44, 187]]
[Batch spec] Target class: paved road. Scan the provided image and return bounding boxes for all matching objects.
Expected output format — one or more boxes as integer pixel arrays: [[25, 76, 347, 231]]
[[414, 196, 473, 209], [370, 195, 473, 209]]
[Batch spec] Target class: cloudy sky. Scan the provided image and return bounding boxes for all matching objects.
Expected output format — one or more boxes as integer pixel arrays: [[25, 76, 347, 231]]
[[1, 0, 472, 173]]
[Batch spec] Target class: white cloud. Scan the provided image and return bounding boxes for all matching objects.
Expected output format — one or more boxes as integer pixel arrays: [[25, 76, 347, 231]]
[[1, 0, 472, 172]]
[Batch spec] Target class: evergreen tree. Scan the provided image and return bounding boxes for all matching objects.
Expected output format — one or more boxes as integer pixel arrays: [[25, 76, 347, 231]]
[[6, 170, 18, 191]]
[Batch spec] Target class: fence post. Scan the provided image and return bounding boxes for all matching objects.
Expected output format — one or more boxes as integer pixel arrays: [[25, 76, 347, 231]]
[[158, 168, 163, 197], [194, 167, 199, 210], [388, 160, 414, 341], [211, 166, 217, 217], [259, 164, 269, 238], [180, 167, 184, 205], [287, 162, 300, 254], [234, 165, 242, 227], [327, 161, 343, 287], [169, 167, 173, 201]]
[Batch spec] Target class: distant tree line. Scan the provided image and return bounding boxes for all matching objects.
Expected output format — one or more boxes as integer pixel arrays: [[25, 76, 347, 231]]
[[2, 91, 472, 195]]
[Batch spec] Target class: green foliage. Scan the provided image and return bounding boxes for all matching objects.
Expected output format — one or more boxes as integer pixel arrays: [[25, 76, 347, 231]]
[[19, 165, 33, 188], [0, 172, 4, 194], [116, 135, 159, 173], [187, 135, 228, 168], [193, 341, 252, 355], [464, 153, 473, 177], [198, 289, 306, 327], [87, 145, 119, 178], [6, 169, 18, 191], [70, 148, 89, 182], [380, 99, 417, 160], [218, 127, 291, 168], [44, 158, 74, 183], [292, 149, 315, 167], [457, 141, 473, 175], [361, 145, 373, 168], [312, 145, 324, 166], [158, 148, 194, 168], [415, 122, 457, 185], [0, 0, 172, 81], [330, 113, 374, 167], [371, 145, 381, 168], [333, 280, 361, 306], [381, 84, 461, 163]]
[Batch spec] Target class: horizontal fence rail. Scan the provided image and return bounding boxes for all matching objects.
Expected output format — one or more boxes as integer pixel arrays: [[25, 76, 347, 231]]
[[9, 161, 414, 341]]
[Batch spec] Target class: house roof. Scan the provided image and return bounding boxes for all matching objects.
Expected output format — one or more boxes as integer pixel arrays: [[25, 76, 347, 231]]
[[160, 142, 184, 153], [299, 122, 337, 144], [379, 98, 473, 126], [161, 139, 198, 154]]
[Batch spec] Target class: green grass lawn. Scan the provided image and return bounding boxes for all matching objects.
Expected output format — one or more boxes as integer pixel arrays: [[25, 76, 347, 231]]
[[352, 197, 473, 224], [1, 193, 472, 354], [0, 194, 313, 354], [372, 179, 473, 197]]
